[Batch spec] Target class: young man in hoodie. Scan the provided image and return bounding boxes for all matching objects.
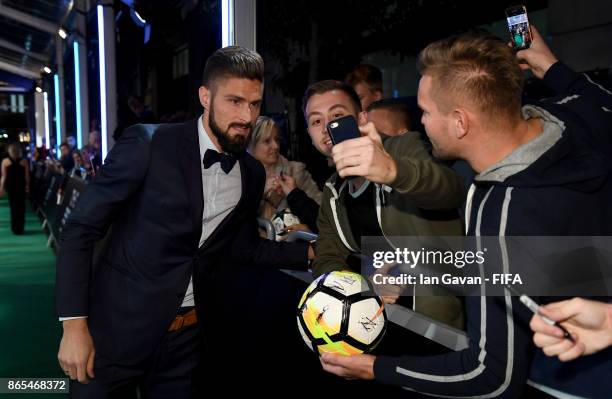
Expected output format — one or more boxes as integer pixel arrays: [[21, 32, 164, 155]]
[[320, 27, 612, 398], [303, 79, 466, 328]]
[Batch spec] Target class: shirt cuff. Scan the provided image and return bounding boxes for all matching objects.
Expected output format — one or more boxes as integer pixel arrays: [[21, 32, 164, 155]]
[[59, 316, 87, 322]]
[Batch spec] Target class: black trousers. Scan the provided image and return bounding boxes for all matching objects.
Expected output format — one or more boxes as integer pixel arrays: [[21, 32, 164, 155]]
[[7, 190, 25, 235], [70, 322, 200, 399]]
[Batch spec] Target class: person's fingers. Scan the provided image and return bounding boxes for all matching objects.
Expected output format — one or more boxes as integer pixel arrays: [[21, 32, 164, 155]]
[[334, 156, 364, 175], [76, 362, 89, 384], [530, 314, 565, 337], [331, 142, 365, 160], [283, 224, 309, 233], [558, 341, 586, 362], [541, 337, 576, 357], [321, 353, 353, 367], [58, 348, 76, 380], [379, 284, 402, 303], [516, 48, 528, 60], [378, 262, 399, 275], [333, 141, 377, 165], [67, 367, 76, 381], [381, 295, 398, 304], [358, 122, 382, 141], [337, 166, 363, 179], [529, 25, 544, 43], [87, 349, 95, 379], [320, 358, 347, 377], [385, 285, 402, 295], [58, 361, 72, 378], [533, 332, 564, 348], [539, 298, 581, 323]]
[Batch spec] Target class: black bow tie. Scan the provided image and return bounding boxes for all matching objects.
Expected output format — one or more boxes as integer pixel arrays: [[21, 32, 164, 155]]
[[203, 149, 237, 174]]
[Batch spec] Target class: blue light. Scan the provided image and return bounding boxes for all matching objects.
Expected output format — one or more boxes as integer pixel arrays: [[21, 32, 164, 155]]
[[131, 9, 146, 25], [54, 74, 61, 153], [74, 41, 83, 149], [43, 91, 50, 150], [222, 0, 234, 47], [97, 5, 108, 160]]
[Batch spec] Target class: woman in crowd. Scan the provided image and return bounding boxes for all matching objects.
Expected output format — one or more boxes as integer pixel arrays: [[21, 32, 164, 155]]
[[0, 143, 30, 234], [249, 116, 322, 234]]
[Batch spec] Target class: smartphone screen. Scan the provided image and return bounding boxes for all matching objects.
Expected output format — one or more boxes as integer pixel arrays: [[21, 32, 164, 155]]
[[326, 115, 361, 145], [505, 5, 532, 50]]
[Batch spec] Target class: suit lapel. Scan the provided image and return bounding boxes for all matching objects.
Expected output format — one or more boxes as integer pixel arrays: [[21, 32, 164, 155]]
[[179, 118, 204, 246], [236, 155, 249, 211]]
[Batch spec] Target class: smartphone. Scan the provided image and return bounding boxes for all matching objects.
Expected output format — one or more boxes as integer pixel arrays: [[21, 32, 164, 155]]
[[505, 5, 532, 50], [326, 115, 361, 145]]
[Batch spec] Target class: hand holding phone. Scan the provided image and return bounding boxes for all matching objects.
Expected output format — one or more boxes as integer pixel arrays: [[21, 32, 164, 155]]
[[330, 120, 398, 185], [513, 25, 559, 79], [326, 115, 361, 146]]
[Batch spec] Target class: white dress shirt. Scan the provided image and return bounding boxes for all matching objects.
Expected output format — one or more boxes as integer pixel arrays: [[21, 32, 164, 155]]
[[180, 116, 242, 307]]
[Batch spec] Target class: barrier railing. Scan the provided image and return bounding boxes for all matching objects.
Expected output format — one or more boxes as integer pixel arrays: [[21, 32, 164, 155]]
[[34, 173, 468, 353]]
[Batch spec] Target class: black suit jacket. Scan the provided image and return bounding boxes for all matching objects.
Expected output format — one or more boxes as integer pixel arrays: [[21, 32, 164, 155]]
[[56, 119, 308, 366]]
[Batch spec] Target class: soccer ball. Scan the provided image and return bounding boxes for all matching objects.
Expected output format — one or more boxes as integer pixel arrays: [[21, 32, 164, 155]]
[[297, 271, 387, 355]]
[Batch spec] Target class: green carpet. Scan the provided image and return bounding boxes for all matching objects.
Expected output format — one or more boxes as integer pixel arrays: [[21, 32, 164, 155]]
[[0, 196, 67, 398]]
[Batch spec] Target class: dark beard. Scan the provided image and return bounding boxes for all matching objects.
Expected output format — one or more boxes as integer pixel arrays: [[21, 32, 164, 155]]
[[209, 102, 251, 157]]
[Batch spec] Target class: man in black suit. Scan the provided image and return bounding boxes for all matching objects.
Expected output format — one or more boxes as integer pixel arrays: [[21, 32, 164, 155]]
[[56, 46, 311, 398]]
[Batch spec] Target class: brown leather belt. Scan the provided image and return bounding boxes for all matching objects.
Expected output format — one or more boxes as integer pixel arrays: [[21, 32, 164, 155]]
[[168, 309, 197, 332]]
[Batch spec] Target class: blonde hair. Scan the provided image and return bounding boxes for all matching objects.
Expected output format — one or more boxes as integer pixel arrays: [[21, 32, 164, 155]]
[[417, 32, 524, 121], [249, 116, 278, 149]]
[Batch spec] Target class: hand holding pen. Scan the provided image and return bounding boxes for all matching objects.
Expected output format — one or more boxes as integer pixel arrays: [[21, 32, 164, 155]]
[[530, 297, 612, 362], [506, 284, 575, 343], [504, 284, 575, 344]]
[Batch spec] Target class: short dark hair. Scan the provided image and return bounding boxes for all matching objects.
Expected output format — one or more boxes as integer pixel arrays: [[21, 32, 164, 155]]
[[302, 80, 362, 117], [367, 99, 412, 131], [201, 46, 264, 88], [345, 64, 383, 92]]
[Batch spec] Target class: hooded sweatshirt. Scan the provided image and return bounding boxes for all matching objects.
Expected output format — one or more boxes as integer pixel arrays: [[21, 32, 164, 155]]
[[374, 62, 612, 398]]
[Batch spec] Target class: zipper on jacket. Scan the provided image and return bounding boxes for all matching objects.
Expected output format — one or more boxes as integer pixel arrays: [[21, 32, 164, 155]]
[[326, 180, 357, 252], [374, 183, 416, 309]]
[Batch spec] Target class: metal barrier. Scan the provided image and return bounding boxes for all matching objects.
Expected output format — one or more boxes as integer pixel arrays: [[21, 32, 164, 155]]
[[36, 175, 468, 353]]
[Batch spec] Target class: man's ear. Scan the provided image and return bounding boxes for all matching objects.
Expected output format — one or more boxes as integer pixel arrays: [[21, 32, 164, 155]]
[[199, 86, 210, 111], [452, 109, 469, 139]]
